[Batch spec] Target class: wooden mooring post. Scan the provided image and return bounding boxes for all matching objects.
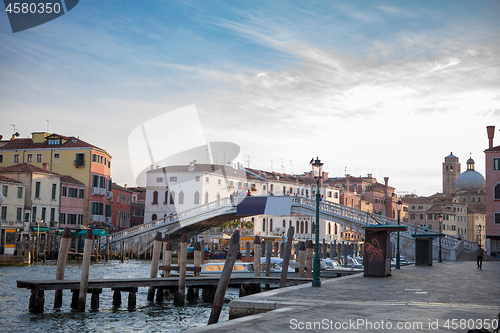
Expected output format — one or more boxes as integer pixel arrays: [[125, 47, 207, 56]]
[[253, 236, 261, 277], [187, 242, 202, 301], [305, 240, 313, 279], [54, 228, 71, 308], [279, 226, 294, 288], [77, 230, 93, 312], [298, 242, 306, 278], [208, 230, 240, 325], [147, 232, 163, 302], [174, 233, 188, 306]]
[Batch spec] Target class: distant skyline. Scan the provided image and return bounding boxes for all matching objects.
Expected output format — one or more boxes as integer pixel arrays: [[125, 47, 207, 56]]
[[1, 1, 499, 196]]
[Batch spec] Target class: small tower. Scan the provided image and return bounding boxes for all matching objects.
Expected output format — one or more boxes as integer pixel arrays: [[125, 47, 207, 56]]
[[442, 152, 461, 195]]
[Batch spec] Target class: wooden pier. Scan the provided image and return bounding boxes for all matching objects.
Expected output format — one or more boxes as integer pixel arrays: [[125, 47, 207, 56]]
[[17, 276, 311, 313]]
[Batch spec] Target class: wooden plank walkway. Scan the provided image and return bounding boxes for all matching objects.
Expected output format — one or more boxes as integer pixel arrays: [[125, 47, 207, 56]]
[[17, 276, 312, 313], [17, 276, 311, 290]]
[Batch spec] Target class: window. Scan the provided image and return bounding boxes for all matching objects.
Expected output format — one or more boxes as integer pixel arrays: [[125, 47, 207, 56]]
[[218, 179, 221, 185], [169, 177, 177, 182], [305, 221, 308, 234], [495, 213, 500, 224], [0, 154, 2, 163], [14, 154, 20, 163], [69, 187, 78, 198], [35, 181, 41, 198], [91, 202, 104, 215], [328, 191, 332, 198], [300, 221, 304, 234], [196, 176, 200, 182], [494, 158, 500, 171], [36, 154, 42, 162], [152, 214, 157, 221], [27, 154, 33, 162], [17, 186, 23, 198], [105, 204, 112, 217], [495, 183, 500, 200], [164, 191, 169, 204], [48, 139, 60, 145], [170, 192, 175, 204], [194, 191, 199, 205], [205, 192, 209, 204], [152, 191, 158, 204], [1, 206, 6, 221], [32, 206, 37, 222], [67, 213, 77, 225], [2, 185, 8, 197], [263, 218, 266, 232], [53, 153, 60, 162], [206, 177, 209, 183], [50, 208, 55, 222], [78, 214, 83, 225], [156, 177, 163, 183], [62, 186, 67, 197], [51, 183, 57, 200], [79, 189, 84, 199], [179, 191, 184, 204], [75, 153, 85, 167], [41, 207, 46, 222], [60, 213, 66, 224]]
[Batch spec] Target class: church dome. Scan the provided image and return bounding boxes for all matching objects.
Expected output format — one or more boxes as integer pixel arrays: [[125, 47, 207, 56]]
[[455, 157, 485, 190]]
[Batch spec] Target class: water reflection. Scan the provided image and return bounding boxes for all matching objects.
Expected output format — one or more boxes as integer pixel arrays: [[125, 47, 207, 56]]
[[0, 260, 237, 332]]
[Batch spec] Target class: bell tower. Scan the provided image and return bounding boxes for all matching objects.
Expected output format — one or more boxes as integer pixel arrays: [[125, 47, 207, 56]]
[[442, 152, 461, 195]]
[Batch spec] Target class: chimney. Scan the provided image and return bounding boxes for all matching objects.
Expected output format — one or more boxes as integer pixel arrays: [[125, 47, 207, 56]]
[[42, 163, 49, 171], [487, 126, 495, 149], [124, 184, 127, 189]]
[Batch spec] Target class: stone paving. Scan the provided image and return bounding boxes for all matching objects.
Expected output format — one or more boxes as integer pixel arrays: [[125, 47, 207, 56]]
[[191, 261, 500, 332]]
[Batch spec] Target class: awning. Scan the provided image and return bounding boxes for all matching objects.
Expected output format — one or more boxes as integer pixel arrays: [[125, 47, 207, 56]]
[[77, 229, 109, 236], [31, 227, 50, 232]]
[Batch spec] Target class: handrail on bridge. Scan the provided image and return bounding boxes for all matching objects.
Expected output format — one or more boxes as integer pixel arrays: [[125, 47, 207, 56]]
[[105, 196, 475, 251]]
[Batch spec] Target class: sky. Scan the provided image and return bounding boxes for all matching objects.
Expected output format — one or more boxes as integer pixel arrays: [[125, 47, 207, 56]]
[[1, 0, 499, 197]]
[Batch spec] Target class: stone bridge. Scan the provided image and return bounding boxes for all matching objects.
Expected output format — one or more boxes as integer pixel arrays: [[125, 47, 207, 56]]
[[105, 196, 476, 260]]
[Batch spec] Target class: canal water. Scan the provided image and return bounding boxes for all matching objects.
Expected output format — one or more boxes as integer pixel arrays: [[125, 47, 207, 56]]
[[0, 260, 239, 332]]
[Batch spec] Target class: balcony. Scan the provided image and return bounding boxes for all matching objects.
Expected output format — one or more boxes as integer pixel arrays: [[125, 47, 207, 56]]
[[107, 191, 113, 199], [91, 187, 106, 196], [90, 215, 105, 223], [105, 217, 112, 223]]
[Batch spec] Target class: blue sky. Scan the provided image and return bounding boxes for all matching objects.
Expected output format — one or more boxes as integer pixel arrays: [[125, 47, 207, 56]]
[[1, 0, 499, 196]]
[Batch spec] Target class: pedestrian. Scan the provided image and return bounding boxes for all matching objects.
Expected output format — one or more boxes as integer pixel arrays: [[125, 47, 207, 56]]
[[476, 245, 484, 269], [247, 189, 252, 196]]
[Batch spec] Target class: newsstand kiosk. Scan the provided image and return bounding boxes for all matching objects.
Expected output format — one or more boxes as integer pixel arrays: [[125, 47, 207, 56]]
[[363, 225, 408, 277], [411, 233, 441, 266]]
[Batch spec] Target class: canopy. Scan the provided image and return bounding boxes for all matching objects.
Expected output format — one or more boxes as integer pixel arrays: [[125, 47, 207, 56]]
[[77, 229, 109, 236], [31, 227, 50, 232]]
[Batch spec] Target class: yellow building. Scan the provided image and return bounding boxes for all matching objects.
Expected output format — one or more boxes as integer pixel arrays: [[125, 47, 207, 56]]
[[0, 132, 112, 225]]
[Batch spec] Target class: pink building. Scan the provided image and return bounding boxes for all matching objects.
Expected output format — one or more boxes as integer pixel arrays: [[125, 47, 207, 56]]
[[59, 175, 85, 228], [110, 183, 133, 232], [485, 125, 500, 255]]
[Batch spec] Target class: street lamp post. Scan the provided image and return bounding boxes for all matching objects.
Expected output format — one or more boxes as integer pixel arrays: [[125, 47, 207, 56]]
[[310, 157, 323, 287], [478, 225, 482, 246], [438, 214, 443, 262], [396, 199, 402, 269]]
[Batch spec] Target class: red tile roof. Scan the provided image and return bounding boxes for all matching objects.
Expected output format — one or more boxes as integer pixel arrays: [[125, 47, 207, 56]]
[[484, 145, 500, 152], [0, 174, 22, 184], [0, 162, 60, 175], [60, 175, 84, 186], [0, 133, 111, 156]]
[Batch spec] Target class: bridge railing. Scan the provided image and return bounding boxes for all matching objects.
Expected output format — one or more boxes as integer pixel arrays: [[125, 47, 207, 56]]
[[107, 197, 238, 244], [291, 197, 474, 250]]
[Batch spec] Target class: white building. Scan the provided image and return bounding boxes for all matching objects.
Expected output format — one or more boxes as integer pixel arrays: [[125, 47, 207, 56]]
[[145, 161, 343, 243]]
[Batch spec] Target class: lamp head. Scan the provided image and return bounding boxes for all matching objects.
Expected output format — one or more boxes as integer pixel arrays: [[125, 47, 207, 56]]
[[396, 199, 402, 212], [311, 157, 323, 179]]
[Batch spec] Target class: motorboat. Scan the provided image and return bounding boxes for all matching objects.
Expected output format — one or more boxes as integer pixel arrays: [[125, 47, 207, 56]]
[[200, 261, 255, 277]]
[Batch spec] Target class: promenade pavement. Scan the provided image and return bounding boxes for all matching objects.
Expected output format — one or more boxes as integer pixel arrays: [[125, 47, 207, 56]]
[[192, 260, 500, 333]]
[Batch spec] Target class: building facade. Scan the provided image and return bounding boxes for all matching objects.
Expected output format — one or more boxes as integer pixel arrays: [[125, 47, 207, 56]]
[[59, 175, 85, 229], [485, 125, 500, 255], [0, 163, 61, 227], [110, 183, 133, 232], [0, 132, 112, 225]]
